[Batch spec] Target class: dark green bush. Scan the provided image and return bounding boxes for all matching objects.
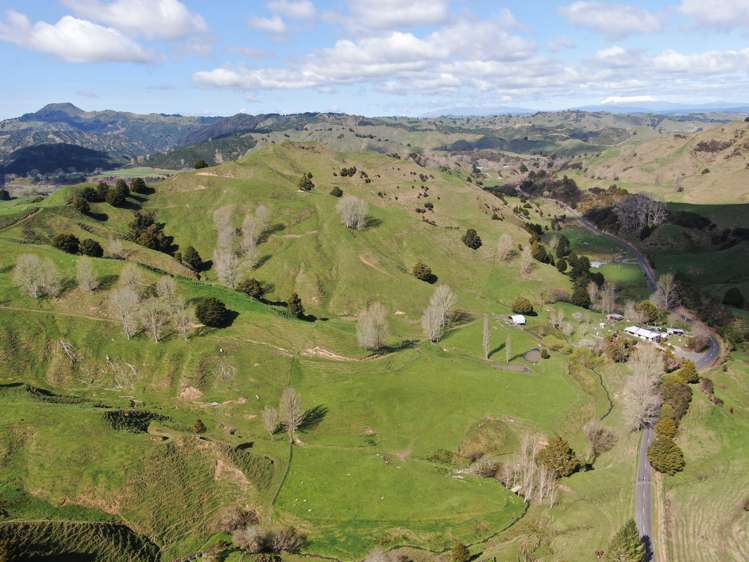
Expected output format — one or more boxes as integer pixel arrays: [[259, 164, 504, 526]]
[[196, 298, 232, 328], [512, 297, 534, 314], [80, 238, 103, 257], [52, 233, 80, 254], [462, 228, 482, 250]]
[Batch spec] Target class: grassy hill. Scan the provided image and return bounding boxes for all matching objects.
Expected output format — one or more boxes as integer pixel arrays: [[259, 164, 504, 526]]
[[0, 142, 663, 560], [570, 120, 749, 204]]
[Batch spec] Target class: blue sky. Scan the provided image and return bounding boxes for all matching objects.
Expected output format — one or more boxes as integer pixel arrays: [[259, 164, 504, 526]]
[[1, 0, 749, 118]]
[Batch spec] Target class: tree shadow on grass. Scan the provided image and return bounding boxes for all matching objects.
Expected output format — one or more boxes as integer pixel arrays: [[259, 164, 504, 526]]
[[374, 339, 419, 355], [300, 405, 328, 431], [98, 274, 119, 291], [365, 217, 383, 229], [87, 211, 109, 222], [488, 342, 506, 360], [258, 223, 285, 244], [254, 254, 272, 270]]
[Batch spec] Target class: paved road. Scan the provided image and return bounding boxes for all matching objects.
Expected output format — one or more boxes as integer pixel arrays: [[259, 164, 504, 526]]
[[574, 214, 720, 561]]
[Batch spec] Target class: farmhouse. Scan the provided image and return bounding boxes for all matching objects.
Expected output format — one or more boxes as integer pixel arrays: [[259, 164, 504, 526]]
[[510, 314, 527, 326], [624, 326, 662, 343]]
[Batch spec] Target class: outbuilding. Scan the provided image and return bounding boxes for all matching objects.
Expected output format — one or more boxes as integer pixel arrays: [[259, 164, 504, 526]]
[[624, 326, 662, 343], [510, 314, 527, 326]]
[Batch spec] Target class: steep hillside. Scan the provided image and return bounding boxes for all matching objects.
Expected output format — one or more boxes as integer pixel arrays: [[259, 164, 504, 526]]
[[0, 143, 124, 175]]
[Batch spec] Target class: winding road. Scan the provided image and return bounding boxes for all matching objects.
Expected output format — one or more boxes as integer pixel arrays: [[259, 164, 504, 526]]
[[573, 213, 720, 561]]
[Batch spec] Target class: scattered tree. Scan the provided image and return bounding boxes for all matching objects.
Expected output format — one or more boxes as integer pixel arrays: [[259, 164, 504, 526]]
[[127, 211, 176, 254], [519, 245, 534, 275], [337, 196, 369, 230], [193, 419, 207, 434], [213, 248, 240, 289], [330, 186, 343, 197], [356, 302, 389, 351], [555, 235, 571, 258], [68, 191, 90, 214], [109, 287, 140, 339], [622, 344, 663, 430], [413, 262, 437, 283], [605, 519, 645, 562], [536, 436, 581, 478], [107, 237, 127, 259], [262, 406, 280, 436], [196, 298, 231, 328], [80, 238, 103, 257], [288, 292, 305, 319], [723, 287, 745, 308], [194, 159, 208, 169], [130, 177, 148, 194], [614, 193, 667, 234], [140, 297, 171, 342], [119, 263, 144, 295], [181, 246, 204, 272], [76, 257, 99, 292], [653, 273, 679, 310], [496, 234, 514, 261], [298, 173, 315, 191], [599, 282, 616, 315], [237, 278, 266, 300], [451, 543, 470, 562], [421, 285, 457, 342], [482, 314, 490, 360], [462, 228, 482, 250], [280, 387, 304, 444], [647, 437, 685, 475], [584, 420, 617, 461], [512, 297, 534, 314], [13, 254, 61, 298], [571, 285, 591, 308], [105, 179, 130, 207], [52, 233, 80, 254]]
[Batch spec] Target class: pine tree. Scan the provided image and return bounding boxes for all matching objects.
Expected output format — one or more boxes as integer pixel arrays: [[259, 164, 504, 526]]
[[605, 519, 645, 562], [536, 436, 581, 478]]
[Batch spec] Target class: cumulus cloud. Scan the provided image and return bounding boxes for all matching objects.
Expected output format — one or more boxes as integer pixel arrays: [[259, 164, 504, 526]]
[[269, 0, 316, 19], [64, 0, 207, 39], [346, 0, 449, 30], [679, 0, 749, 30], [653, 48, 749, 74], [195, 15, 534, 92], [249, 15, 287, 34], [594, 45, 643, 67], [0, 9, 154, 63], [560, 2, 661, 38]]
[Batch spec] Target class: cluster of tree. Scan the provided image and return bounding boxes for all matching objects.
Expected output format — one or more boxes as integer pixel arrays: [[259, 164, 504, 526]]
[[412, 262, 437, 284], [519, 173, 583, 208], [622, 344, 663, 431], [108, 267, 196, 341], [298, 172, 315, 191], [329, 186, 343, 198], [127, 211, 177, 255], [51, 234, 104, 257], [421, 285, 457, 342], [12, 254, 62, 298], [496, 434, 559, 507], [177, 245, 207, 273], [232, 524, 306, 555], [462, 228, 482, 250], [71, 179, 140, 211], [339, 166, 357, 177], [337, 195, 369, 230], [212, 204, 271, 289]]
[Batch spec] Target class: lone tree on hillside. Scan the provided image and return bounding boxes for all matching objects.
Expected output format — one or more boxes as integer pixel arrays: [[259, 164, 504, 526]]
[[237, 278, 266, 300], [13, 254, 61, 298], [68, 192, 90, 214], [605, 519, 646, 562], [512, 297, 534, 315], [280, 387, 304, 444], [584, 420, 617, 462], [421, 285, 457, 342], [519, 245, 534, 275], [130, 177, 148, 194], [496, 234, 514, 261], [196, 298, 232, 328], [109, 287, 140, 339], [413, 262, 437, 284], [462, 228, 482, 250], [76, 257, 99, 292], [653, 273, 679, 310], [262, 406, 280, 436], [105, 179, 130, 207], [356, 302, 389, 351], [337, 196, 369, 230], [451, 543, 471, 562], [194, 159, 208, 169], [181, 246, 205, 272]]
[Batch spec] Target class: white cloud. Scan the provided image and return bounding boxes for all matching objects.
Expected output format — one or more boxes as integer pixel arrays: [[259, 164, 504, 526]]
[[64, 0, 206, 40], [560, 2, 661, 38], [653, 48, 749, 74], [346, 0, 449, 30], [594, 45, 642, 67], [269, 0, 316, 19], [679, 0, 749, 30], [0, 10, 154, 63], [249, 15, 287, 34], [601, 95, 656, 104]]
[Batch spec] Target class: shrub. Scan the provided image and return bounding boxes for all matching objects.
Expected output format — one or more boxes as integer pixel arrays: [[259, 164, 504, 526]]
[[196, 298, 231, 328], [541, 348, 550, 359], [329, 186, 343, 197], [232, 525, 306, 554], [536, 436, 581, 478], [571, 285, 591, 308], [194, 159, 208, 169], [451, 543, 470, 562], [193, 419, 207, 434], [288, 293, 305, 318], [661, 380, 692, 421], [413, 262, 437, 284], [677, 361, 698, 384], [298, 173, 315, 191], [238, 278, 265, 299], [462, 228, 482, 250], [556, 258, 568, 273], [723, 287, 745, 308], [127, 211, 176, 255], [655, 417, 677, 439], [512, 297, 534, 314], [52, 233, 80, 254], [80, 239, 103, 257], [647, 437, 685, 475], [181, 246, 204, 271]]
